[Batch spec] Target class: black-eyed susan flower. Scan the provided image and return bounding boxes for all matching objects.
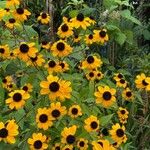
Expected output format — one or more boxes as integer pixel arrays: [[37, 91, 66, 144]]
[[109, 123, 127, 144], [84, 34, 95, 45], [41, 41, 50, 50], [73, 34, 81, 43], [0, 9, 5, 21], [51, 143, 62, 150], [45, 60, 61, 74], [61, 125, 77, 145], [6, 0, 20, 7], [13, 8, 31, 22], [57, 23, 73, 38], [21, 83, 33, 93], [37, 12, 50, 24], [68, 104, 82, 118], [94, 86, 116, 108], [96, 70, 104, 80], [81, 55, 103, 70], [59, 61, 69, 72], [77, 138, 88, 150], [122, 88, 134, 101], [117, 107, 129, 120], [84, 115, 100, 132], [5, 90, 30, 110], [3, 8, 11, 16], [49, 102, 67, 120], [0, 45, 10, 59], [92, 139, 115, 150], [113, 73, 124, 82], [51, 40, 73, 57], [135, 73, 150, 91], [70, 13, 91, 30], [40, 75, 72, 101], [15, 42, 38, 61], [2, 76, 13, 89], [8, 51, 16, 60], [36, 107, 53, 130], [27, 53, 45, 67], [88, 16, 96, 25], [93, 29, 109, 44], [27, 133, 48, 149], [0, 119, 19, 144], [62, 145, 73, 150], [116, 79, 127, 88], [85, 70, 96, 81], [5, 18, 20, 29]]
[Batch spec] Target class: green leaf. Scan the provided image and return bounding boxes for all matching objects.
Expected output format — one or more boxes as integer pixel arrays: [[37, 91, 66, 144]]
[[0, 1, 6, 8], [124, 30, 133, 44], [69, 10, 79, 18], [100, 114, 114, 126], [115, 32, 126, 45], [143, 30, 150, 40]]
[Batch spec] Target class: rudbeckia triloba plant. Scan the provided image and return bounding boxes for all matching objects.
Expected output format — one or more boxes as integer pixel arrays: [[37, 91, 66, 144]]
[[0, 0, 149, 149]]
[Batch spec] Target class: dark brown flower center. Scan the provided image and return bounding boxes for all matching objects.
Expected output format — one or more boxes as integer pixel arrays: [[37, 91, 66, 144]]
[[90, 121, 98, 129], [66, 135, 76, 144], [97, 73, 101, 77], [42, 41, 48, 45], [52, 109, 60, 118], [61, 24, 69, 32], [126, 91, 132, 97], [118, 73, 123, 78], [41, 12, 47, 19], [121, 110, 126, 114], [20, 44, 29, 53], [120, 79, 125, 84], [77, 13, 84, 21], [49, 82, 60, 92], [0, 128, 8, 138], [39, 114, 48, 123], [9, 18, 16, 23], [88, 34, 93, 39], [0, 48, 5, 54], [55, 146, 61, 150], [13, 93, 22, 102], [103, 91, 112, 100], [16, 8, 24, 14], [48, 60, 56, 68], [59, 62, 65, 68], [89, 72, 94, 77], [87, 56, 94, 64], [102, 128, 109, 136], [4, 8, 10, 12], [33, 140, 42, 149], [116, 129, 124, 137], [2, 78, 7, 83], [99, 30, 106, 38], [71, 108, 78, 115], [22, 86, 28, 91], [56, 42, 65, 51], [79, 141, 85, 147], [98, 142, 103, 147], [142, 79, 148, 86]]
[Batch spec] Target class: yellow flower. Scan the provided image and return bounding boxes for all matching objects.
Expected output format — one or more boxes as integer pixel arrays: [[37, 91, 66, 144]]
[[92, 139, 116, 150], [85, 70, 96, 81], [6, 90, 30, 110], [77, 138, 88, 150], [15, 42, 38, 61], [40, 75, 72, 101], [2, 76, 13, 89], [21, 83, 33, 93], [5, 18, 20, 29], [113, 73, 124, 82], [84, 34, 95, 45], [68, 105, 82, 118], [109, 123, 127, 144], [36, 107, 53, 130], [51, 143, 62, 150], [57, 23, 73, 38], [41, 41, 51, 50], [6, 0, 20, 7], [51, 40, 73, 57], [70, 13, 91, 30], [73, 34, 81, 43], [0, 9, 5, 21], [122, 88, 134, 101], [81, 55, 103, 70], [117, 107, 129, 119], [62, 145, 73, 150], [0, 45, 10, 59], [84, 115, 100, 132], [28, 133, 48, 150], [96, 70, 104, 80], [93, 29, 109, 44], [37, 12, 50, 24], [27, 53, 45, 67], [58, 61, 70, 72], [94, 86, 116, 108], [116, 79, 128, 88], [13, 8, 31, 22], [45, 60, 62, 74], [0, 119, 19, 144], [61, 125, 77, 145], [49, 102, 67, 120]]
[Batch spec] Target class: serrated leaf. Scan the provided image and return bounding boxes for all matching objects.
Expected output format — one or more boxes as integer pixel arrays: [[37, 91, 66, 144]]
[[100, 114, 114, 126]]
